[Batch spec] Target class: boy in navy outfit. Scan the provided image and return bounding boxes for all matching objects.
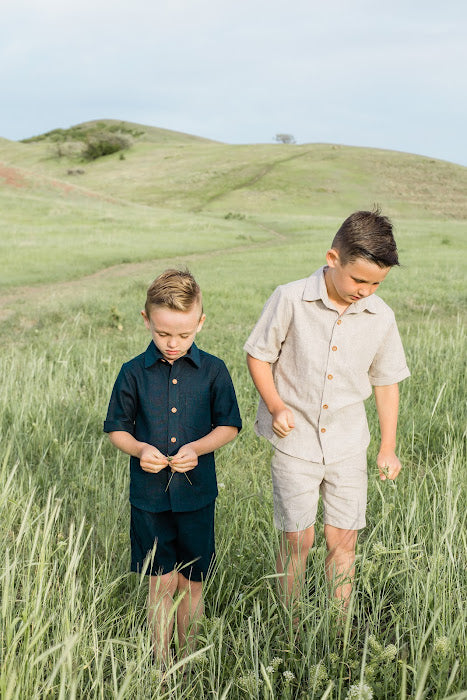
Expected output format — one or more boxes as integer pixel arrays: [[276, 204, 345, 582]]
[[104, 269, 241, 664]]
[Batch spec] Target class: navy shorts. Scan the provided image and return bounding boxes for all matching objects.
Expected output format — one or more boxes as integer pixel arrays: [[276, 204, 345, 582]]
[[130, 500, 216, 582]]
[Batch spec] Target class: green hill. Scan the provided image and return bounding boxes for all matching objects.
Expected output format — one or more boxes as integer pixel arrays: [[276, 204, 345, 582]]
[[0, 119, 465, 299], [2, 119, 466, 218]]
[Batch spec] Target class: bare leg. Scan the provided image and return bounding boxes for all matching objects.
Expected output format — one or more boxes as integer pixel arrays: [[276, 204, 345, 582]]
[[148, 571, 178, 663], [276, 526, 315, 605], [324, 525, 358, 611], [176, 573, 204, 655]]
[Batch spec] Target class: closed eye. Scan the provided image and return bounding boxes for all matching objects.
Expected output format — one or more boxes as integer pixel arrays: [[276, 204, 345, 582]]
[[352, 277, 380, 286]]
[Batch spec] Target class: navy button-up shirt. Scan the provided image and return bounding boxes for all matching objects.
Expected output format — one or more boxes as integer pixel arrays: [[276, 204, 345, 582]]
[[104, 341, 242, 512]]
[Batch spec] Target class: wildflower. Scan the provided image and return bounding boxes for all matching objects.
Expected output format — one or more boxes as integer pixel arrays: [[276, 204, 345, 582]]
[[238, 671, 263, 692], [265, 665, 275, 674], [271, 657, 282, 670], [382, 644, 397, 661], [309, 661, 328, 687], [218, 482, 226, 489], [345, 682, 374, 700], [368, 635, 383, 656], [372, 541, 387, 556], [283, 670, 295, 683], [434, 636, 451, 658]]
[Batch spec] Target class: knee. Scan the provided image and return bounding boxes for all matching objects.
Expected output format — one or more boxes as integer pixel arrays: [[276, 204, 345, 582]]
[[284, 527, 314, 555], [325, 528, 357, 559], [178, 573, 203, 597], [150, 571, 177, 598]]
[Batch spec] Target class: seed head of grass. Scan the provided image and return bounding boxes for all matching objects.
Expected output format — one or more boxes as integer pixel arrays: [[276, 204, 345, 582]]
[[434, 636, 452, 658]]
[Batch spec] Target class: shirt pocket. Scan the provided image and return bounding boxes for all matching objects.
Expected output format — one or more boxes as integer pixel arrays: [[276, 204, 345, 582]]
[[184, 389, 212, 435]]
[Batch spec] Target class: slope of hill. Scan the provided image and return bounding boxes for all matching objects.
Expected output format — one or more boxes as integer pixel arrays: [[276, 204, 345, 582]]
[[1, 120, 465, 220], [0, 120, 465, 300]]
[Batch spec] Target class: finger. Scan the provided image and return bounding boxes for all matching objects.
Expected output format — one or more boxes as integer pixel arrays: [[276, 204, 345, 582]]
[[154, 452, 169, 463], [274, 429, 289, 438]]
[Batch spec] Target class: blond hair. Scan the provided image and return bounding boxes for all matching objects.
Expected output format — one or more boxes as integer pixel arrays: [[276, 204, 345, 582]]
[[145, 269, 202, 316]]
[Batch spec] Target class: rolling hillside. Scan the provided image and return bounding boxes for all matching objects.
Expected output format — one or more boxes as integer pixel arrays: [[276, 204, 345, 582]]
[[0, 120, 465, 311], [1, 119, 466, 219]]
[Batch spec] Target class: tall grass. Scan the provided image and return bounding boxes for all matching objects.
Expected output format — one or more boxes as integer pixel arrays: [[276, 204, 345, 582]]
[[1, 301, 465, 698]]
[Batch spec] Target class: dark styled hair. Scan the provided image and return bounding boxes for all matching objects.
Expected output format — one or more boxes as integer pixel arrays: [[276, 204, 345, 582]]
[[331, 208, 399, 268], [145, 269, 202, 316]]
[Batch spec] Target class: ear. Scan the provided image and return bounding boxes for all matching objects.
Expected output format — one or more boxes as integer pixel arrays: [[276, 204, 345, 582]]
[[325, 248, 341, 269], [141, 310, 150, 329], [197, 313, 206, 332]]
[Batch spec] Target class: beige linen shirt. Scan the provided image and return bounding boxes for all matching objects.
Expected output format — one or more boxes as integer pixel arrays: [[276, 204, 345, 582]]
[[244, 267, 410, 464]]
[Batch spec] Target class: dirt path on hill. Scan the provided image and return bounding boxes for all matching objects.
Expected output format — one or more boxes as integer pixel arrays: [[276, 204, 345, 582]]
[[0, 223, 287, 321], [195, 150, 311, 211]]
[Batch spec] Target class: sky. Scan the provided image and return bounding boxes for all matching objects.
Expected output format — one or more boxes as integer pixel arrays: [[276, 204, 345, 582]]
[[1, 0, 466, 166]]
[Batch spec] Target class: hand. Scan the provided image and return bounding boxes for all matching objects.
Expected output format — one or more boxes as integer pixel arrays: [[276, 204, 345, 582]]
[[272, 407, 295, 438], [377, 449, 402, 481], [169, 445, 198, 472], [139, 445, 169, 473]]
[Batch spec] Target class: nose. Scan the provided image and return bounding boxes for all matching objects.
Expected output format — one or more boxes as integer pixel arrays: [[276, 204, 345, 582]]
[[167, 337, 177, 348], [357, 286, 371, 298]]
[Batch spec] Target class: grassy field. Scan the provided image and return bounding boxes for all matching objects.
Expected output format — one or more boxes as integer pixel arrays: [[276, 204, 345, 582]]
[[0, 122, 466, 699]]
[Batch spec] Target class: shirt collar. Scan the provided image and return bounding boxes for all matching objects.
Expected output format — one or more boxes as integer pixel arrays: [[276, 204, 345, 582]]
[[302, 266, 379, 314], [144, 341, 201, 368]]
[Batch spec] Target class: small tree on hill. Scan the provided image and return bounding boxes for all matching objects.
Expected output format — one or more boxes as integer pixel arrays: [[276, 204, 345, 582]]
[[275, 133, 296, 144], [83, 132, 131, 161]]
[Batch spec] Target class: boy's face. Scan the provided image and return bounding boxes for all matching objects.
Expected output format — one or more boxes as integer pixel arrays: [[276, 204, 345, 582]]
[[142, 303, 206, 363], [325, 249, 390, 308]]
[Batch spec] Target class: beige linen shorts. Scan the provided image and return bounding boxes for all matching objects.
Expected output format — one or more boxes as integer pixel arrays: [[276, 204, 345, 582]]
[[271, 449, 368, 532]]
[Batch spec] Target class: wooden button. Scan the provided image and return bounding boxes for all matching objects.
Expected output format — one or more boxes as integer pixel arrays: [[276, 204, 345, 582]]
[[337, 320, 342, 325], [323, 404, 329, 409], [321, 428, 326, 433], [332, 346, 337, 351], [328, 374, 333, 380], [171, 407, 177, 413], [172, 378, 178, 384], [170, 437, 177, 443]]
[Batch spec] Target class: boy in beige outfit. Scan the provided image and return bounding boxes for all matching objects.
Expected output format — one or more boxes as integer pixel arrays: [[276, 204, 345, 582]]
[[244, 210, 410, 611]]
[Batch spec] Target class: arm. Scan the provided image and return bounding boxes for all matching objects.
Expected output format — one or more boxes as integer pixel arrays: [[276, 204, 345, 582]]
[[246, 354, 295, 438], [374, 383, 401, 481], [108, 431, 169, 473], [169, 425, 239, 472]]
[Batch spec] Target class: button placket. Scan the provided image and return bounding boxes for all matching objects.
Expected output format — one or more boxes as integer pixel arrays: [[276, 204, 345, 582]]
[[320, 331, 338, 440], [168, 368, 179, 453]]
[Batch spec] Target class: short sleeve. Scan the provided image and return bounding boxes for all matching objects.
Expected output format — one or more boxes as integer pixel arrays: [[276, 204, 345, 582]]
[[369, 320, 410, 386], [103, 365, 138, 434], [210, 362, 242, 431], [243, 286, 293, 363]]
